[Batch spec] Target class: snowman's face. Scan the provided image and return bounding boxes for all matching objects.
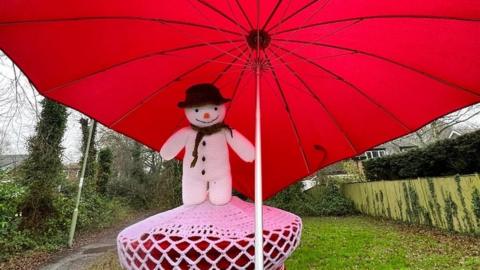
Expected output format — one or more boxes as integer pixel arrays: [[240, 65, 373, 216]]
[[185, 104, 226, 127]]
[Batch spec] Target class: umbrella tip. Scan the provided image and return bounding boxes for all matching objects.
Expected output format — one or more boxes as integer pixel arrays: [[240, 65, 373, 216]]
[[246, 29, 271, 50]]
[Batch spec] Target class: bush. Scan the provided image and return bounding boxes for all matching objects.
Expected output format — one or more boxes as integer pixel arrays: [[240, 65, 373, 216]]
[[0, 181, 36, 261], [364, 130, 480, 181], [107, 160, 182, 210], [0, 177, 132, 262], [266, 181, 357, 217], [266, 182, 315, 216], [307, 184, 357, 216]]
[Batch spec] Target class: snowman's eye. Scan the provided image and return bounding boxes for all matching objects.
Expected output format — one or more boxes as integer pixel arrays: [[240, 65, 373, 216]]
[[195, 109, 199, 113], [214, 107, 218, 111]]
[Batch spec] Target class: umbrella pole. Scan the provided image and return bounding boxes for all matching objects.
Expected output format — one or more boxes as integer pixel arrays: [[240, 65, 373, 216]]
[[68, 118, 95, 247], [254, 65, 264, 269]]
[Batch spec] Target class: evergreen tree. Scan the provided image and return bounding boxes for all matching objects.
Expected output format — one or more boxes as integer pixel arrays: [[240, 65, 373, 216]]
[[131, 142, 146, 184], [96, 148, 113, 194], [20, 99, 67, 229]]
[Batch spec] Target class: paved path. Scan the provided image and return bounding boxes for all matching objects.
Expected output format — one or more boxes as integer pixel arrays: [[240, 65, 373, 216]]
[[40, 236, 117, 270], [40, 212, 154, 270]]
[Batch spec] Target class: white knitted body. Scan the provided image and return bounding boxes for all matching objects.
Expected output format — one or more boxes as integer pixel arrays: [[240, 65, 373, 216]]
[[160, 126, 254, 205]]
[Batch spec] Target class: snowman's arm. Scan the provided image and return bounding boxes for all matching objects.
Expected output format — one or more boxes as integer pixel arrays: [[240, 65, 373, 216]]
[[160, 127, 190, 160], [225, 129, 255, 162]]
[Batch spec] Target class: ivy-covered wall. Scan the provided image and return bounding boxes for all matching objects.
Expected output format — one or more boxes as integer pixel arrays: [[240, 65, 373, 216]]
[[342, 174, 480, 234]]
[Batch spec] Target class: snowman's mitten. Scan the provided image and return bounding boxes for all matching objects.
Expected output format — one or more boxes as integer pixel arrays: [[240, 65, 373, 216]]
[[160, 127, 191, 160], [225, 129, 255, 162]]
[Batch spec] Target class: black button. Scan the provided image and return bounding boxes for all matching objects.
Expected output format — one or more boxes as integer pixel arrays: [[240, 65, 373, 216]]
[[201, 170, 205, 175], [202, 141, 206, 146], [202, 156, 206, 162]]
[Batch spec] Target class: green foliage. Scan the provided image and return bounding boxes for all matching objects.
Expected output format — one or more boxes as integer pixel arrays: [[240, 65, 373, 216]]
[[131, 142, 146, 184], [307, 184, 357, 216], [19, 99, 68, 229], [341, 159, 366, 181], [96, 148, 113, 194], [156, 160, 182, 209], [107, 159, 182, 210], [0, 182, 35, 261], [266, 182, 357, 216], [0, 103, 136, 262], [266, 182, 315, 216], [472, 188, 480, 222], [364, 130, 480, 181], [0, 182, 25, 230], [0, 178, 131, 261]]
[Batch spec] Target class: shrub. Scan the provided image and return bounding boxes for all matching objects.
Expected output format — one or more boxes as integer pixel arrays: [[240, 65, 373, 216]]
[[307, 184, 357, 216], [364, 130, 480, 181], [266, 182, 315, 216], [266, 181, 357, 217], [107, 160, 182, 210], [0, 177, 132, 261], [0, 181, 36, 261]]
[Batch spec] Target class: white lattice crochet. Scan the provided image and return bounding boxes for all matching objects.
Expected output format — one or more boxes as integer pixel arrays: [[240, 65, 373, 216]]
[[117, 196, 302, 270]]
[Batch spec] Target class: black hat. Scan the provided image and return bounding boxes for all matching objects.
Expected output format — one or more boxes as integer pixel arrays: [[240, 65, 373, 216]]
[[178, 83, 231, 108]]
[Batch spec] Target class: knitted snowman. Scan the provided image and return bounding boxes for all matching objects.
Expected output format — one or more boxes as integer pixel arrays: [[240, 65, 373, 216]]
[[160, 83, 255, 205]]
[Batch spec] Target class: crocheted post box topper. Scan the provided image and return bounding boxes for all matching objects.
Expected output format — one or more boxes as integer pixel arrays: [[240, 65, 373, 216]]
[[117, 197, 302, 270]]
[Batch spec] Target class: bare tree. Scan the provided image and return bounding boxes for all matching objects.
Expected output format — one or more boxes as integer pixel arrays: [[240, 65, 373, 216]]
[[412, 104, 480, 146], [0, 51, 41, 155]]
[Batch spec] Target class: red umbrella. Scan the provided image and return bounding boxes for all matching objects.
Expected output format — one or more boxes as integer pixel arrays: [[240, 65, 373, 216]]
[[1, 0, 480, 267]]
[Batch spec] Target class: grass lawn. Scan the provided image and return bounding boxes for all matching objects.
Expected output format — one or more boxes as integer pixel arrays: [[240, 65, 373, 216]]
[[89, 216, 480, 270], [287, 217, 480, 270]]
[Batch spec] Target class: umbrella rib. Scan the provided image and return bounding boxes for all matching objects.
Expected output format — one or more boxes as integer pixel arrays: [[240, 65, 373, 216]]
[[109, 46, 241, 128], [266, 0, 320, 32], [111, 49, 240, 128], [274, 15, 480, 34], [197, 0, 249, 33], [0, 16, 242, 36], [274, 39, 480, 98], [261, 0, 283, 30], [185, 0, 247, 57], [43, 40, 243, 95], [212, 47, 249, 84], [268, 19, 362, 66], [234, 0, 254, 30], [267, 0, 332, 59], [225, 51, 254, 119], [264, 54, 312, 174], [267, 48, 358, 153], [272, 44, 413, 133]]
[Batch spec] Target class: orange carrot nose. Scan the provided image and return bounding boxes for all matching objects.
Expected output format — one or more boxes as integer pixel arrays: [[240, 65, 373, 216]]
[[203, 112, 210, 119]]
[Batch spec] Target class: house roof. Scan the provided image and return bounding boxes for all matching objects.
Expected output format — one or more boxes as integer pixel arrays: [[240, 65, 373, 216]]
[[0, 154, 28, 169]]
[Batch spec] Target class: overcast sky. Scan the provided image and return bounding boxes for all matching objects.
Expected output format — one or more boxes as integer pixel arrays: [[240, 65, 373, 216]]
[[0, 54, 83, 163], [0, 52, 479, 164]]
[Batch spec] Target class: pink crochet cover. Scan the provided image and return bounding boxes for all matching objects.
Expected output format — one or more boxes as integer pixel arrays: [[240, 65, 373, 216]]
[[117, 197, 302, 269]]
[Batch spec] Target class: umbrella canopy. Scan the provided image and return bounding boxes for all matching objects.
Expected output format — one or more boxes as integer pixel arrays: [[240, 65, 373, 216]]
[[1, 0, 480, 199]]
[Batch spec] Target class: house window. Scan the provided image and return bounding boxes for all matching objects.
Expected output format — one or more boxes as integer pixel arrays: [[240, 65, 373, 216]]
[[364, 149, 386, 160]]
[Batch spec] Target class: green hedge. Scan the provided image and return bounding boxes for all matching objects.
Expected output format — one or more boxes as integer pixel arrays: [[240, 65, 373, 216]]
[[266, 182, 357, 216], [364, 130, 480, 181]]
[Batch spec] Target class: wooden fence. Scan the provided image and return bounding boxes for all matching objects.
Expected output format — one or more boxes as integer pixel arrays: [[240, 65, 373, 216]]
[[342, 174, 480, 234]]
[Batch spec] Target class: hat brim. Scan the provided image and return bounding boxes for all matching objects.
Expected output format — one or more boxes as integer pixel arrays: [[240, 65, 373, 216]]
[[177, 98, 231, 108]]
